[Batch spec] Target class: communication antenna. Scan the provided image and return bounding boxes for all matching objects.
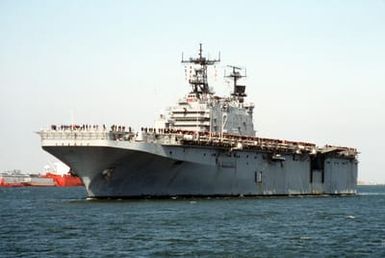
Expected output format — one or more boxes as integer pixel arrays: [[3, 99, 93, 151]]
[[181, 43, 221, 96], [225, 65, 247, 103]]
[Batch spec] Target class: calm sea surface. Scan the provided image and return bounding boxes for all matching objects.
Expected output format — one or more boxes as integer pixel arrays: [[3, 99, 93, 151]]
[[1, 186, 385, 257]]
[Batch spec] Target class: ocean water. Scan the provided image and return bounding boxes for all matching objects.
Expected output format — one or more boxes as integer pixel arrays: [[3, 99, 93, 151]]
[[1, 186, 385, 257]]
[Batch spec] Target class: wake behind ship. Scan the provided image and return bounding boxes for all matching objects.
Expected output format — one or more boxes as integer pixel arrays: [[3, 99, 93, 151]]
[[38, 45, 358, 198]]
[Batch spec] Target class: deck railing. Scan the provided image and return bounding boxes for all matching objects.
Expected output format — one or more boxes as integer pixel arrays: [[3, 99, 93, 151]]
[[39, 125, 358, 158]]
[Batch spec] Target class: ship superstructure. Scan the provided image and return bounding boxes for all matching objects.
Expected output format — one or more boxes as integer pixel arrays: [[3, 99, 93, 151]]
[[155, 44, 254, 137], [38, 45, 358, 198]]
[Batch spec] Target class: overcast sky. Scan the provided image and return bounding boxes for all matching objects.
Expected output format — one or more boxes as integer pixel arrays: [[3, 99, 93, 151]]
[[0, 0, 384, 183]]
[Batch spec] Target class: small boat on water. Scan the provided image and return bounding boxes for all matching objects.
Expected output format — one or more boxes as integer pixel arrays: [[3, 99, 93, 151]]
[[0, 162, 83, 187], [0, 170, 55, 187]]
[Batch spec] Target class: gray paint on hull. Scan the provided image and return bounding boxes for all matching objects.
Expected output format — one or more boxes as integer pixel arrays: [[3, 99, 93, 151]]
[[43, 144, 357, 198]]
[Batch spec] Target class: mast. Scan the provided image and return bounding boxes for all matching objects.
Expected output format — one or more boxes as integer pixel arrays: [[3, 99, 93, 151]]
[[226, 65, 247, 103], [182, 43, 220, 96]]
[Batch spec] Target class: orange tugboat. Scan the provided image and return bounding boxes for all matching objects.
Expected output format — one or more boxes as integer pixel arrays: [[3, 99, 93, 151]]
[[43, 172, 83, 187], [41, 162, 84, 187]]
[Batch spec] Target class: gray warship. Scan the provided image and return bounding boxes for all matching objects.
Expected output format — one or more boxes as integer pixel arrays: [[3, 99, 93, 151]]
[[38, 44, 358, 198]]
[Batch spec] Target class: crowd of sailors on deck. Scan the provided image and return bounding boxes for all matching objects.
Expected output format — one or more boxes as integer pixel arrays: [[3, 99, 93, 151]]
[[141, 127, 201, 135], [50, 124, 131, 132], [48, 124, 318, 149], [45, 124, 357, 154], [46, 125, 355, 155]]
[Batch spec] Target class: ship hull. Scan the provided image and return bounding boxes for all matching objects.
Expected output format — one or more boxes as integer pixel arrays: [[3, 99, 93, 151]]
[[43, 142, 357, 198]]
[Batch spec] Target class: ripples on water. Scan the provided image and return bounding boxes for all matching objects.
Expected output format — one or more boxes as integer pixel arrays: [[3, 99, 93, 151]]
[[1, 186, 385, 257]]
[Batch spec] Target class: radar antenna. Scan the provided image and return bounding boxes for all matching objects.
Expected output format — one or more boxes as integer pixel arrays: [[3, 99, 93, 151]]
[[182, 43, 220, 96], [225, 65, 247, 103]]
